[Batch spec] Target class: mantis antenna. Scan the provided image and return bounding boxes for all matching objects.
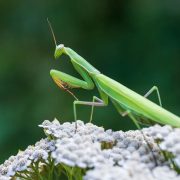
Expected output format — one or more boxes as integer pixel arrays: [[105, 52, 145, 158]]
[[47, 18, 57, 46]]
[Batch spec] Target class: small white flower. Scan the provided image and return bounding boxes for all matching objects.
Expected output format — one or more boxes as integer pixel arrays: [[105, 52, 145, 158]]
[[38, 120, 52, 128], [0, 166, 9, 176], [0, 176, 11, 180], [35, 138, 56, 152], [30, 149, 48, 162], [84, 164, 129, 180], [152, 166, 179, 180], [52, 118, 61, 126], [24, 145, 35, 157], [15, 157, 31, 172]]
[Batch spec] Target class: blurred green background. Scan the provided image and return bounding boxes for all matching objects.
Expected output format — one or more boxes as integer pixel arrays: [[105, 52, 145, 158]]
[[0, 0, 180, 163]]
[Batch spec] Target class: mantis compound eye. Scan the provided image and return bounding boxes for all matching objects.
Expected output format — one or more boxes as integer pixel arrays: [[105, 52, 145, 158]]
[[57, 44, 64, 49], [54, 44, 64, 59]]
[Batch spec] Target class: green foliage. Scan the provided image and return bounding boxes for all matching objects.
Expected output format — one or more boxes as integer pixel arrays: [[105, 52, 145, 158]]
[[14, 160, 84, 180]]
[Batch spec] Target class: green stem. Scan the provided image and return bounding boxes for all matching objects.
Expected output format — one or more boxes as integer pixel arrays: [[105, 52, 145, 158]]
[[48, 158, 55, 180], [31, 162, 43, 180], [15, 173, 31, 180]]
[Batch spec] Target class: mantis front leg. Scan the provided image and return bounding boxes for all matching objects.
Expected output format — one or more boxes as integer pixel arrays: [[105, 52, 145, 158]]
[[50, 61, 98, 130]]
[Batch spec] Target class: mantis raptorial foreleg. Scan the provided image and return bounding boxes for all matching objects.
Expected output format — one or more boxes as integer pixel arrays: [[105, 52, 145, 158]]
[[122, 85, 162, 117]]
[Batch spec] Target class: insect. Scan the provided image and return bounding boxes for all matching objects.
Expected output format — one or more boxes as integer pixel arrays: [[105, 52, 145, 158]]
[[48, 20, 180, 129]]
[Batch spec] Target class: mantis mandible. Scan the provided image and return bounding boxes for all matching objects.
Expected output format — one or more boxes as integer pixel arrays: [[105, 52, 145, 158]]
[[48, 20, 180, 129]]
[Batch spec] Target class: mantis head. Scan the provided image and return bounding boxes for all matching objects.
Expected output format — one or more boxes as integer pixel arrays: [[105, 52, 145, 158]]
[[54, 44, 64, 59]]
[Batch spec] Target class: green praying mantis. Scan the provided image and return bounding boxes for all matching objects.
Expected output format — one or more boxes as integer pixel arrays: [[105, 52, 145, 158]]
[[48, 20, 180, 129]]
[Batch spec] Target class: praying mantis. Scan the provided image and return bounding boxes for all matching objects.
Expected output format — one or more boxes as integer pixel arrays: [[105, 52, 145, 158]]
[[48, 20, 180, 129]]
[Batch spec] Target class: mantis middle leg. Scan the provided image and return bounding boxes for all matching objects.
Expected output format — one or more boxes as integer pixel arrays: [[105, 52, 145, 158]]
[[73, 96, 106, 124]]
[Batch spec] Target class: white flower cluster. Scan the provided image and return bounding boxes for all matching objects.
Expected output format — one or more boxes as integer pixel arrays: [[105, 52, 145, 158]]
[[143, 124, 180, 168], [52, 135, 112, 168], [38, 119, 180, 178], [0, 138, 55, 178], [103, 129, 165, 169], [39, 119, 114, 142], [39, 120, 163, 169], [84, 160, 180, 180], [1, 119, 180, 180], [159, 128, 180, 167], [143, 124, 173, 140]]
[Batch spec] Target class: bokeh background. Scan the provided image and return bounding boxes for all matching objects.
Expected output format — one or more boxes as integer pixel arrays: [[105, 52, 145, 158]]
[[0, 0, 180, 163]]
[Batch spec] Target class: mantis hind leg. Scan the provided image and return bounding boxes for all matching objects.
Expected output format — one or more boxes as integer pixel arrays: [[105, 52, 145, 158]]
[[122, 85, 162, 117], [144, 86, 162, 106]]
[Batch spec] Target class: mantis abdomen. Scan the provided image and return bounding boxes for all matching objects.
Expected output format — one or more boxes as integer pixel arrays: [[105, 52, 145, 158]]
[[94, 73, 180, 127]]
